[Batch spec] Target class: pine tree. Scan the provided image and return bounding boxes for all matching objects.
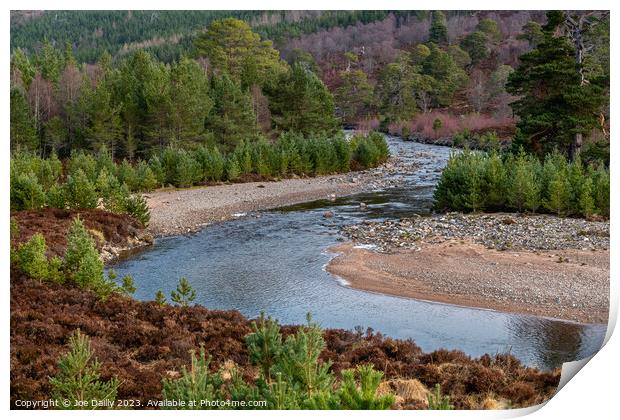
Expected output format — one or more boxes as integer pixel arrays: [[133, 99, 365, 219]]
[[155, 290, 167, 305], [10, 88, 38, 152], [17, 233, 49, 281], [579, 177, 595, 217], [64, 169, 98, 209], [194, 18, 286, 88], [507, 152, 540, 212], [246, 312, 283, 383], [168, 57, 212, 145], [506, 11, 608, 159], [161, 347, 223, 409], [205, 73, 258, 151], [49, 329, 119, 409], [266, 63, 338, 136], [171, 277, 197, 307], [10, 171, 46, 211], [429, 11, 448, 45], [336, 364, 394, 409], [334, 69, 374, 124]]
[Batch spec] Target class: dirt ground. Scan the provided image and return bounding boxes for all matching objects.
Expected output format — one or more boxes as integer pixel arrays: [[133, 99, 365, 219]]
[[10, 208, 150, 261], [326, 241, 609, 324]]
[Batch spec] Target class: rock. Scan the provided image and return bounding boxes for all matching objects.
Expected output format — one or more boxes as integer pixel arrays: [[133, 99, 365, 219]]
[[323, 211, 335, 218], [359, 202, 367, 208]]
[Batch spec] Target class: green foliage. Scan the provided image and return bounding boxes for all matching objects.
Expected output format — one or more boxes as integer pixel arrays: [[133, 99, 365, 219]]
[[49, 329, 119, 409], [507, 11, 608, 159], [507, 150, 540, 212], [161, 346, 224, 409], [64, 169, 98, 209], [155, 289, 167, 305], [429, 11, 448, 45], [336, 364, 395, 409], [434, 149, 608, 218], [10, 170, 46, 211], [171, 277, 197, 307], [266, 63, 339, 136], [64, 218, 117, 299], [120, 274, 137, 295], [194, 18, 286, 89], [205, 73, 258, 152], [17, 233, 49, 281], [241, 313, 395, 409], [335, 69, 374, 124], [460, 31, 490, 64], [47, 256, 65, 284], [350, 132, 390, 169], [246, 312, 283, 383], [427, 384, 453, 410], [122, 193, 151, 227], [422, 43, 468, 107], [46, 184, 67, 209], [10, 88, 38, 152]]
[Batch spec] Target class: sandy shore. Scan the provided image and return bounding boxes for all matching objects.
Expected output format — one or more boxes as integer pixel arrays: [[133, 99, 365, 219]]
[[145, 160, 405, 237], [326, 241, 609, 324]]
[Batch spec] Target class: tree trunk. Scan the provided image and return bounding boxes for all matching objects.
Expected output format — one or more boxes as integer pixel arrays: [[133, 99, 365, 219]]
[[570, 132, 583, 161]]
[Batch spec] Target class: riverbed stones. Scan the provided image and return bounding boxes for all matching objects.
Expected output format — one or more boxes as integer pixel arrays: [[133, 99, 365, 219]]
[[340, 212, 609, 253]]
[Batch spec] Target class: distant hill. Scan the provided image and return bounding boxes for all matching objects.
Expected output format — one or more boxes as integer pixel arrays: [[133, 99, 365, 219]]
[[10, 10, 414, 63]]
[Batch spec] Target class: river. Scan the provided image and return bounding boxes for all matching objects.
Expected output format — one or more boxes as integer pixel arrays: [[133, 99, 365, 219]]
[[109, 135, 606, 371]]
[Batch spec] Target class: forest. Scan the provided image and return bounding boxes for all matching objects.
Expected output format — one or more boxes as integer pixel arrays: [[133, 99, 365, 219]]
[[9, 10, 611, 411], [10, 10, 610, 162]]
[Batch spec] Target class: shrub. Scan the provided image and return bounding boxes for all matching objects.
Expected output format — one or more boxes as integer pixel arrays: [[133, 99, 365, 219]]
[[427, 384, 453, 410], [579, 177, 596, 217], [161, 346, 223, 409], [225, 157, 241, 181], [434, 149, 607, 218], [336, 364, 395, 409], [273, 314, 333, 400], [10, 171, 46, 211], [507, 151, 540, 212], [64, 218, 97, 274], [246, 312, 282, 382], [592, 165, 610, 216], [64, 218, 116, 299], [17, 233, 49, 281], [49, 329, 119, 409], [155, 290, 167, 305], [171, 277, 197, 307], [135, 160, 158, 191], [46, 184, 67, 209], [47, 256, 65, 284], [68, 151, 98, 182], [64, 169, 98, 209], [122, 193, 150, 227], [116, 159, 139, 191], [120, 274, 137, 296], [74, 250, 106, 294]]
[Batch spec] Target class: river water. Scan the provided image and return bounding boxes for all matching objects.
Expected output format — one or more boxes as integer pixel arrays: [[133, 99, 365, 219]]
[[110, 136, 606, 370]]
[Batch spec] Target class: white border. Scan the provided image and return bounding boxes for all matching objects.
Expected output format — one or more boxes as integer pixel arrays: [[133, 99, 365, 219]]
[[3, 1, 617, 418]]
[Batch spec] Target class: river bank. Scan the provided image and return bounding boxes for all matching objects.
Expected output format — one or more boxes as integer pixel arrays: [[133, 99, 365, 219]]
[[10, 266, 560, 409], [145, 155, 415, 237], [328, 213, 609, 324]]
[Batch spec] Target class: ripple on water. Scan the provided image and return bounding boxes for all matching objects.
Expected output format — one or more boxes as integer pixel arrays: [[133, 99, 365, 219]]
[[109, 136, 606, 370]]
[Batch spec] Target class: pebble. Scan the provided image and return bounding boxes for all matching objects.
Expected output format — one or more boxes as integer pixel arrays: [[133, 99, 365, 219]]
[[341, 212, 609, 253]]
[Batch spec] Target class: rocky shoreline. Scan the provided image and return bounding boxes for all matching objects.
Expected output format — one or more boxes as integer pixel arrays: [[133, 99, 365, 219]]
[[340, 212, 610, 253], [145, 155, 418, 237], [328, 212, 610, 324]]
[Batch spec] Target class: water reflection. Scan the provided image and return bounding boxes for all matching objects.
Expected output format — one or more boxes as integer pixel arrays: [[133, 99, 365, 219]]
[[110, 136, 606, 371]]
